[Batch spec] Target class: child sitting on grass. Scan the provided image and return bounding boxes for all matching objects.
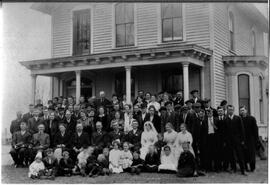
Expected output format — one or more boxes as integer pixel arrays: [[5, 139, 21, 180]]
[[109, 141, 123, 173], [144, 145, 160, 172], [158, 145, 177, 173], [177, 142, 196, 177], [28, 151, 45, 179], [130, 150, 144, 175], [75, 146, 94, 177], [120, 142, 133, 171], [58, 150, 74, 177], [97, 148, 110, 176], [86, 151, 100, 177], [41, 148, 58, 179]]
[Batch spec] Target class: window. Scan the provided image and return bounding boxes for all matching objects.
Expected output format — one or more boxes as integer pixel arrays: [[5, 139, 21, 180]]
[[161, 3, 183, 42], [115, 3, 134, 47], [259, 76, 264, 123], [73, 9, 91, 56], [238, 74, 250, 113], [263, 32, 268, 57], [251, 30, 256, 55], [229, 12, 234, 51]]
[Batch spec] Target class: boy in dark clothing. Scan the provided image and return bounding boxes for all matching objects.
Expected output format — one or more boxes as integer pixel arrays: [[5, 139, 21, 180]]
[[130, 150, 144, 175], [177, 142, 196, 177], [154, 133, 166, 159], [42, 149, 58, 179], [97, 148, 110, 176], [144, 145, 160, 172], [58, 150, 74, 176]]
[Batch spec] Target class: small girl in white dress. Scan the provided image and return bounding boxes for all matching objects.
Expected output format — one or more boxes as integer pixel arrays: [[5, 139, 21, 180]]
[[28, 151, 45, 179], [120, 142, 133, 171], [109, 141, 123, 173], [158, 145, 177, 173]]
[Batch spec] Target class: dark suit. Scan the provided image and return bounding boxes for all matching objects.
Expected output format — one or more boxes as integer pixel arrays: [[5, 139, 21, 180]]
[[225, 115, 246, 173], [10, 119, 22, 134], [108, 130, 125, 146], [161, 111, 179, 133], [133, 111, 147, 130], [178, 112, 188, 131], [91, 130, 109, 155], [10, 131, 32, 165], [96, 115, 109, 132], [241, 115, 259, 171], [125, 129, 142, 151], [200, 117, 219, 171], [27, 117, 45, 134], [216, 115, 227, 171], [173, 97, 184, 107], [30, 132, 50, 162], [53, 131, 72, 149], [95, 98, 112, 112], [63, 118, 77, 134], [145, 114, 161, 133], [45, 119, 60, 145], [204, 107, 218, 118], [72, 132, 90, 150], [22, 112, 33, 123]]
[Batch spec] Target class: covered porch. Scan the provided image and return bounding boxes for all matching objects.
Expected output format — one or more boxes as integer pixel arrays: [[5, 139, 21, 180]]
[[20, 44, 213, 104]]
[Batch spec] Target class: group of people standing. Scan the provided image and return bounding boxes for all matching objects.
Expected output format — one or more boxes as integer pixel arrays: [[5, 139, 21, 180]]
[[9, 89, 261, 179]]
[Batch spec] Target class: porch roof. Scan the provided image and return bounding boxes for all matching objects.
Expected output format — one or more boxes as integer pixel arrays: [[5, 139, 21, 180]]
[[20, 44, 212, 75], [223, 55, 268, 70]]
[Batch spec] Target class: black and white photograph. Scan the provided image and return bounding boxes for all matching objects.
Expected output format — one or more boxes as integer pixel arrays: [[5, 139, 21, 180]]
[[1, 1, 268, 183]]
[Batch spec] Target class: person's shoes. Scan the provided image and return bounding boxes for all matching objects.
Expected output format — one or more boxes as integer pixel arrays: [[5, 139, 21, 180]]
[[88, 173, 93, 177], [241, 172, 247, 176]]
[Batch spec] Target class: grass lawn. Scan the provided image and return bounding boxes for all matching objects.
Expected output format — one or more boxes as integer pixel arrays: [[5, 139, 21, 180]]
[[1, 158, 268, 184]]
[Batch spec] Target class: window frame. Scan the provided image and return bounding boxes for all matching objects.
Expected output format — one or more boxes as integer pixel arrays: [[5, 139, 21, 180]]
[[71, 6, 93, 56], [259, 76, 264, 123], [238, 74, 250, 114], [114, 3, 136, 48], [228, 11, 235, 52], [160, 3, 184, 43], [251, 29, 256, 56]]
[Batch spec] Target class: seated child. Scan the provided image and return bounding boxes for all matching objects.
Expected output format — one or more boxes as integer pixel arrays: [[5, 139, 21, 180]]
[[109, 141, 123, 173], [42, 148, 58, 179], [58, 150, 74, 177], [75, 146, 94, 177], [28, 151, 45, 179], [144, 145, 160, 172], [97, 148, 110, 176], [86, 152, 100, 177], [154, 133, 166, 159], [130, 150, 144, 175], [158, 145, 177, 173], [119, 142, 133, 171], [177, 142, 196, 177]]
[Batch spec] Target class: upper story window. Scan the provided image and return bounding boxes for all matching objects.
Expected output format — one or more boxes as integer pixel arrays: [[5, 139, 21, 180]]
[[115, 3, 134, 47], [73, 9, 91, 56], [238, 74, 250, 114], [251, 30, 256, 56], [229, 12, 235, 51], [161, 3, 183, 42]]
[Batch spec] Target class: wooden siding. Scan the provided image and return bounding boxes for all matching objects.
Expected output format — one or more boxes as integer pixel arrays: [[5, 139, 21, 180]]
[[51, 3, 211, 56], [212, 3, 229, 106], [185, 3, 210, 48], [52, 5, 72, 57]]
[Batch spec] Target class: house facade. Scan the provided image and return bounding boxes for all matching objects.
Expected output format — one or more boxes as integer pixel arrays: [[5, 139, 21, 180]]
[[20, 3, 268, 137]]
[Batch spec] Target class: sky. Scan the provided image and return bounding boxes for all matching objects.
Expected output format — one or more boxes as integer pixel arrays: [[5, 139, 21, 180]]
[[0, 2, 268, 139]]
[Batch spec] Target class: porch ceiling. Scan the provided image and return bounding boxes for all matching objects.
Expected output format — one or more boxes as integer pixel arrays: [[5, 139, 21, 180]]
[[20, 44, 212, 75]]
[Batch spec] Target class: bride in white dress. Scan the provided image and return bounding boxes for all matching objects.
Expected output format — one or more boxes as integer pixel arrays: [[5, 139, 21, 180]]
[[173, 123, 194, 160], [140, 121, 158, 160]]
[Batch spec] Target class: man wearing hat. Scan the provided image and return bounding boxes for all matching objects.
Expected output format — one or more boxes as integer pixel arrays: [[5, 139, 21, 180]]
[[186, 102, 202, 165], [202, 98, 218, 118], [185, 100, 193, 110], [189, 90, 202, 104]]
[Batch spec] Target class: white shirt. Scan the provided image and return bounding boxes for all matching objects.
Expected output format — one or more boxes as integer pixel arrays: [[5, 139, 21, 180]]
[[229, 114, 234, 120], [208, 117, 215, 134]]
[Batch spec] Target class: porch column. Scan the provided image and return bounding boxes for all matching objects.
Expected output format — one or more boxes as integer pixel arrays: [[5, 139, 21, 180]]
[[200, 67, 205, 99], [182, 62, 189, 102], [125, 66, 132, 104], [59, 78, 63, 96], [31, 74, 37, 105], [75, 70, 81, 104]]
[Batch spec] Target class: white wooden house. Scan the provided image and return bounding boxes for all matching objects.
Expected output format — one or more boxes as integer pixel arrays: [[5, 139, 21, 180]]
[[20, 3, 268, 136]]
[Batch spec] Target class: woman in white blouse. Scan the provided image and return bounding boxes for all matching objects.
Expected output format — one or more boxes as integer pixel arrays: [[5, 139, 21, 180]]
[[174, 123, 194, 160], [163, 122, 178, 154]]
